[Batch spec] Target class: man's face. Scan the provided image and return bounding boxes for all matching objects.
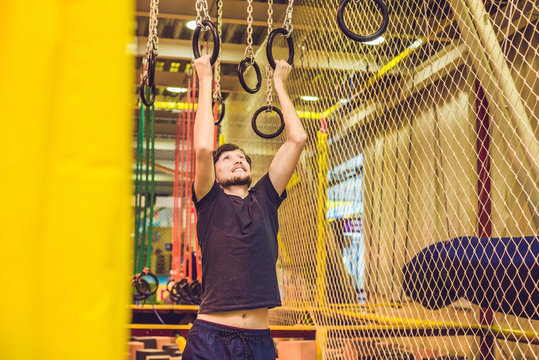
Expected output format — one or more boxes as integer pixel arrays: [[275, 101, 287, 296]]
[[214, 149, 252, 187]]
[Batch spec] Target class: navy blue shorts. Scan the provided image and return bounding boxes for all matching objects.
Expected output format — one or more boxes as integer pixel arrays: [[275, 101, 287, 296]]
[[182, 319, 276, 360]]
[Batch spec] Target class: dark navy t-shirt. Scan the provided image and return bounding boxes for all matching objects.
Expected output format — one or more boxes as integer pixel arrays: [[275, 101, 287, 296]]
[[192, 173, 286, 314]]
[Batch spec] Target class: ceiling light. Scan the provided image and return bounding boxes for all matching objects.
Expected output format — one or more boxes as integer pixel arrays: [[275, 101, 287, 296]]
[[186, 20, 197, 30], [301, 95, 319, 101], [166, 87, 188, 93], [339, 98, 348, 104], [363, 36, 384, 46]]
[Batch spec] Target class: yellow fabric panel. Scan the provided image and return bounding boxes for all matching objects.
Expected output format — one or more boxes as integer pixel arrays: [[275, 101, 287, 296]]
[[0, 1, 133, 359], [0, 2, 60, 358]]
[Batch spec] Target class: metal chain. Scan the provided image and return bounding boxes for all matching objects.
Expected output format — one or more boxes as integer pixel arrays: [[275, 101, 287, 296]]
[[142, 0, 159, 87], [195, 0, 210, 25], [145, 0, 159, 55], [213, 0, 223, 102], [244, 0, 254, 60], [265, 64, 274, 108], [265, 0, 274, 108], [267, 0, 273, 37], [283, 0, 294, 36]]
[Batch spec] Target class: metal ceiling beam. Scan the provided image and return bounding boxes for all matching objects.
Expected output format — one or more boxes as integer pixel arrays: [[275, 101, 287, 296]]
[[136, 0, 287, 26]]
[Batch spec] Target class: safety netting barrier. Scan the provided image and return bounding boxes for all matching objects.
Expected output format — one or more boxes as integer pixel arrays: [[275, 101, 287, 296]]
[[220, 0, 538, 359]]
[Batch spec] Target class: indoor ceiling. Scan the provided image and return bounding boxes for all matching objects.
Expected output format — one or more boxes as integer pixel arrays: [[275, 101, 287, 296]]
[[133, 0, 527, 196]]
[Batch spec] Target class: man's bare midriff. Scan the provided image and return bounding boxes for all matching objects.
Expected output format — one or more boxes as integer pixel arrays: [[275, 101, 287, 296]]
[[197, 308, 269, 329]]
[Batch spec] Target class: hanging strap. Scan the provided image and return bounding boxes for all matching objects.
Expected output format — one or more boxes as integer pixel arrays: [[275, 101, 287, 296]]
[[132, 93, 159, 302], [133, 101, 146, 274]]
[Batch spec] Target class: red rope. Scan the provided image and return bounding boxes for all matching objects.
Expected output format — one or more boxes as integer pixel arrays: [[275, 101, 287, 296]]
[[171, 90, 182, 281], [182, 76, 192, 280]]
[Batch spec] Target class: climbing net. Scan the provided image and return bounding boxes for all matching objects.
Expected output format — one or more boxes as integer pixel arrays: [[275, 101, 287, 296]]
[[221, 0, 538, 359]]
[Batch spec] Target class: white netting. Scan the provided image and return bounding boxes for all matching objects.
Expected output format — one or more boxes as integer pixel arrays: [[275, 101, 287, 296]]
[[221, 0, 538, 358]]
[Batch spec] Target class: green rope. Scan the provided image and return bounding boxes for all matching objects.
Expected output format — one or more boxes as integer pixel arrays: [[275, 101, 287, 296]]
[[133, 91, 157, 275], [134, 102, 146, 274], [139, 102, 151, 274], [146, 102, 156, 269]]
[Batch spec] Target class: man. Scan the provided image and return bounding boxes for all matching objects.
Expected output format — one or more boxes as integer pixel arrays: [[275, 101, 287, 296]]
[[182, 54, 306, 360]]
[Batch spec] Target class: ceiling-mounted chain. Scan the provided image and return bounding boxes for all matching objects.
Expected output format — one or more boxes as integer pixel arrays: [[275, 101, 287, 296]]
[[213, 0, 223, 103], [195, 0, 211, 25], [265, 0, 274, 109], [140, 0, 160, 106], [283, 0, 294, 37], [146, 0, 160, 55], [244, 0, 255, 61]]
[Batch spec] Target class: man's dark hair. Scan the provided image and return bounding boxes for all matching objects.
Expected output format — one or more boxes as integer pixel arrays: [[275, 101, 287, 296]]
[[213, 143, 252, 167]]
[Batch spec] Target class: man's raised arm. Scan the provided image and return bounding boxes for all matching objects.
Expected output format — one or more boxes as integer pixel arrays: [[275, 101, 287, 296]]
[[193, 54, 216, 201], [268, 60, 307, 196]]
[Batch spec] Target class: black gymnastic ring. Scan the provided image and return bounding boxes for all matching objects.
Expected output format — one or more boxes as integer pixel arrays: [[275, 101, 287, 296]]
[[146, 51, 157, 88], [337, 0, 389, 43], [192, 20, 220, 66], [134, 271, 159, 296], [266, 27, 294, 70], [188, 280, 202, 305], [167, 279, 181, 302], [251, 106, 285, 139], [213, 98, 225, 125], [237, 57, 262, 94], [166, 278, 175, 292], [139, 77, 156, 107], [175, 278, 192, 303], [167, 280, 183, 303], [133, 290, 149, 302], [133, 277, 151, 300]]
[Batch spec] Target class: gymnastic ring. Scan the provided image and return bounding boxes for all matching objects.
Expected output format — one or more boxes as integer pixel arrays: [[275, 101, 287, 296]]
[[175, 278, 192, 303], [133, 290, 149, 302], [237, 57, 262, 94], [166, 278, 175, 292], [188, 280, 202, 305], [251, 106, 285, 139], [192, 20, 220, 66], [134, 271, 159, 296], [168, 280, 183, 303], [337, 0, 389, 43], [132, 276, 151, 301], [213, 98, 225, 125], [266, 27, 294, 70], [146, 51, 157, 88], [167, 279, 182, 302], [139, 77, 156, 107]]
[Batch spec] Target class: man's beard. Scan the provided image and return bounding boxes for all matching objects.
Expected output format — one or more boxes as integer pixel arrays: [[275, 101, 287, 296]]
[[221, 174, 252, 188]]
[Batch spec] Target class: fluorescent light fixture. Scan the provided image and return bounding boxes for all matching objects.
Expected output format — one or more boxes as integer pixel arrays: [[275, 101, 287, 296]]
[[186, 20, 197, 30], [409, 38, 423, 49], [363, 36, 384, 46], [166, 87, 188, 93], [339, 98, 348, 104], [301, 95, 319, 101]]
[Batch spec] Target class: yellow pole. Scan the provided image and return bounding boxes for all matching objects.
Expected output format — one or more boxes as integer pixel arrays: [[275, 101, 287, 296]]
[[0, 1, 133, 359], [315, 131, 329, 308]]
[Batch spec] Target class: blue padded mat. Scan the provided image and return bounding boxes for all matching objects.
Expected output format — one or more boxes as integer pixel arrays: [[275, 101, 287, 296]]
[[402, 236, 539, 319]]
